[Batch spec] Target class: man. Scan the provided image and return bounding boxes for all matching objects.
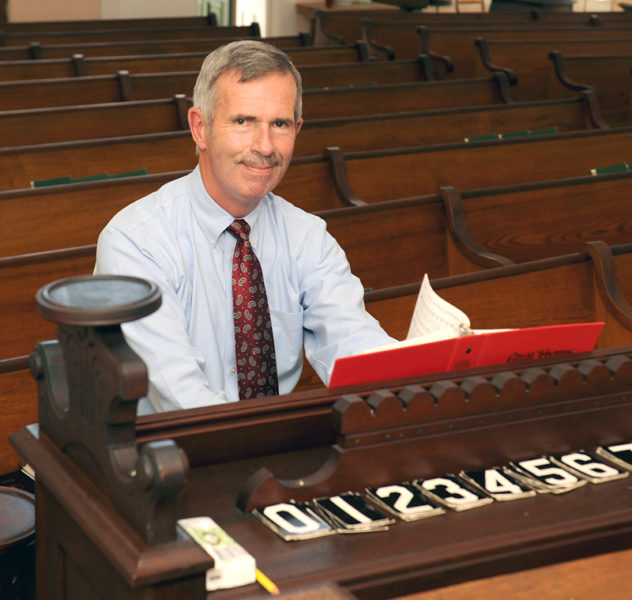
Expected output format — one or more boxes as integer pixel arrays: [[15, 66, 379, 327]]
[[95, 40, 396, 412]]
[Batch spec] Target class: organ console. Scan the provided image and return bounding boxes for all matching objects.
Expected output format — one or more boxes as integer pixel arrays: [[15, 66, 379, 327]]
[[10, 275, 632, 599]]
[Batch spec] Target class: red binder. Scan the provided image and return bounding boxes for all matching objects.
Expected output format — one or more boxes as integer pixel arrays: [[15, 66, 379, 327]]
[[329, 322, 604, 389]]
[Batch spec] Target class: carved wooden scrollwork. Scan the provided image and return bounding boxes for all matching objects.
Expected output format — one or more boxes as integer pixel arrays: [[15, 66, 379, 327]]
[[30, 275, 188, 545]]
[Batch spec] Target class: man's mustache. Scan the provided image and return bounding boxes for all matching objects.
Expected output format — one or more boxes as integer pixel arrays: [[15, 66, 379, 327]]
[[237, 153, 283, 168]]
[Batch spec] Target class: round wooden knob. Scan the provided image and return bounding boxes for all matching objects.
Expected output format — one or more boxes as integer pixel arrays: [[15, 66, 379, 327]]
[[0, 486, 35, 553], [36, 275, 162, 326]]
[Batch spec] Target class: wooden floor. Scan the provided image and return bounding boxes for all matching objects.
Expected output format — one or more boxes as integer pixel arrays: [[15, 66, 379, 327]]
[[403, 546, 632, 599]]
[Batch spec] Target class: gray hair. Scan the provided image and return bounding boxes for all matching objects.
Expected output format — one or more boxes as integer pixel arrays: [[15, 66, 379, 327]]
[[192, 40, 303, 125]]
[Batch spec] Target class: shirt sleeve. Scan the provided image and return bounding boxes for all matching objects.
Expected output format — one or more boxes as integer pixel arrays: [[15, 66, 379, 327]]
[[299, 225, 398, 385], [94, 225, 230, 412]]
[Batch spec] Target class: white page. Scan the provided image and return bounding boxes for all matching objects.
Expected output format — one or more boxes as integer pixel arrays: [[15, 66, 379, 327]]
[[360, 275, 471, 355], [406, 274, 471, 340]]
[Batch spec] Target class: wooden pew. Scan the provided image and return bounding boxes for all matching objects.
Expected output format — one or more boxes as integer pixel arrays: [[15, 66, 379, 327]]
[[4, 240, 632, 476], [2, 119, 627, 250], [0, 191, 499, 444], [0, 22, 264, 46], [296, 91, 602, 153], [2, 120, 628, 257], [301, 73, 511, 118], [363, 20, 632, 69], [0, 70, 199, 110], [0, 170, 186, 256], [0, 43, 374, 82], [0, 71, 514, 146], [420, 26, 632, 79], [0, 247, 97, 361], [0, 185, 498, 294], [0, 67, 511, 112], [7, 152, 631, 273], [0, 14, 220, 32], [0, 35, 312, 61], [549, 51, 632, 127], [0, 95, 192, 146], [0, 92, 603, 185], [439, 170, 632, 268], [366, 241, 632, 350], [304, 7, 632, 46], [12, 333, 632, 599], [327, 170, 632, 290], [280, 126, 632, 203], [305, 240, 632, 395], [4, 167, 632, 366], [475, 38, 632, 105]]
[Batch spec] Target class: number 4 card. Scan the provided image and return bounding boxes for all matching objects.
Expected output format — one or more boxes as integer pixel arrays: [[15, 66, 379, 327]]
[[459, 467, 536, 501]]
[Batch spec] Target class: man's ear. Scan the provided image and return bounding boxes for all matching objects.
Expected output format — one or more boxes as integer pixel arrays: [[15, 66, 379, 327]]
[[295, 118, 304, 135], [188, 107, 208, 150]]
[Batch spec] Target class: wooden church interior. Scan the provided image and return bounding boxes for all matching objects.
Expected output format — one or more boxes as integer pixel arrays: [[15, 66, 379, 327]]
[[1, 0, 632, 598]]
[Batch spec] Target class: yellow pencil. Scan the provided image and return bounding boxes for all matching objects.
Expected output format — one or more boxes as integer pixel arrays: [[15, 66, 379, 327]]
[[256, 568, 280, 595]]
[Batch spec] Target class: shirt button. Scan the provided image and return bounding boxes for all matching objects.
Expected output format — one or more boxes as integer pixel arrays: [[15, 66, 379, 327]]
[[231, 367, 236, 374]]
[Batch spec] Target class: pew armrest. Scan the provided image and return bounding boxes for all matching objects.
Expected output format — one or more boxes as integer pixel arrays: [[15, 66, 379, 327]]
[[325, 147, 367, 208], [417, 26, 455, 76], [580, 89, 609, 130], [474, 38, 518, 87], [440, 186, 514, 269], [361, 18, 396, 61], [584, 241, 632, 332], [548, 50, 593, 93]]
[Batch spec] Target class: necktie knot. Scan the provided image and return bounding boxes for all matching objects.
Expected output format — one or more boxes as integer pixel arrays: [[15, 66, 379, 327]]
[[228, 219, 250, 244]]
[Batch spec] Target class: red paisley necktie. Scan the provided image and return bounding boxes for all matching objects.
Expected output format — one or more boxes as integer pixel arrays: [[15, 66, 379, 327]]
[[227, 219, 279, 399]]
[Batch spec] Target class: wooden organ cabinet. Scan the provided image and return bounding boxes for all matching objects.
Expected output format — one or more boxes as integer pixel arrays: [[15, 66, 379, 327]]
[[10, 276, 632, 599]]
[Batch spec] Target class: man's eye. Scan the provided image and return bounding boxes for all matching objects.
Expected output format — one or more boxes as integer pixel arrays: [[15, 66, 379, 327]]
[[235, 118, 246, 125], [274, 120, 289, 128]]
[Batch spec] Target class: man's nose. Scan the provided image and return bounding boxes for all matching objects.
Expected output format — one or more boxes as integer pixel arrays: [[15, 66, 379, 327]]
[[251, 124, 274, 156]]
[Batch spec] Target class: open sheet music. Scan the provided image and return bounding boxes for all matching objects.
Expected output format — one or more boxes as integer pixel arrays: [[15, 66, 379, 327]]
[[362, 274, 507, 355], [329, 274, 603, 388]]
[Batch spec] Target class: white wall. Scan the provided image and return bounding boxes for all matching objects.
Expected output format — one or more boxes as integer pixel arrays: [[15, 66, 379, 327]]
[[100, 0, 200, 19], [230, 0, 302, 36], [8, 0, 102, 22], [7, 0, 303, 32], [269, 0, 303, 36]]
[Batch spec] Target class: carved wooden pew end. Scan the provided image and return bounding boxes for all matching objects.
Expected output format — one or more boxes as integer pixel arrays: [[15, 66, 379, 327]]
[[30, 274, 189, 545]]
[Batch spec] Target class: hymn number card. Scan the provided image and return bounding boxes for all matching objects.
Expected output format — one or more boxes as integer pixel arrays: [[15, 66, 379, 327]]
[[251, 441, 632, 542]]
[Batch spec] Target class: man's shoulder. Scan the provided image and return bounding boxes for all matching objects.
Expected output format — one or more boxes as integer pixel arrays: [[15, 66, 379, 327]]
[[105, 173, 191, 234], [267, 192, 326, 229]]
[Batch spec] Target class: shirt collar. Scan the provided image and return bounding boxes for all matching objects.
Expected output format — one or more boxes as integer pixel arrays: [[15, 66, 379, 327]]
[[188, 165, 269, 246]]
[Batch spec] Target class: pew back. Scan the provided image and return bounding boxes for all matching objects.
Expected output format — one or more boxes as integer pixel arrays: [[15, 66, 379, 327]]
[[476, 38, 632, 105], [365, 22, 632, 69], [0, 96, 191, 146], [0, 67, 510, 111], [0, 45, 375, 82], [0, 22, 262, 46], [550, 52, 632, 127], [305, 8, 632, 45], [0, 93, 601, 187], [447, 171, 632, 265], [283, 127, 632, 203], [366, 243, 632, 350]]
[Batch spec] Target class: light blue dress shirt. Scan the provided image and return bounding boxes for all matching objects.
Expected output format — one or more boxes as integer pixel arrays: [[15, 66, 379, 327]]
[[94, 167, 396, 412]]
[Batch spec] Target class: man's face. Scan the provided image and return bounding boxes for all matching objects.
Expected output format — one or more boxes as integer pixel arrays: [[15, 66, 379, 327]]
[[191, 69, 302, 217]]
